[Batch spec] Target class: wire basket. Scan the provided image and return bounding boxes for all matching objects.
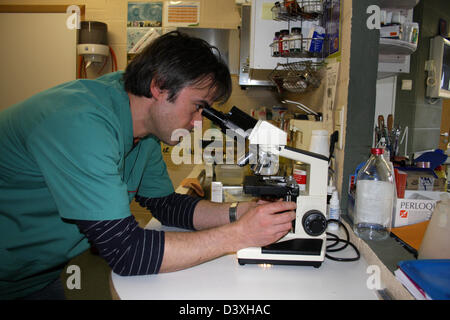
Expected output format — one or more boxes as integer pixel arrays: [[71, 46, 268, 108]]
[[271, 0, 324, 21], [270, 37, 327, 58], [269, 61, 326, 94]]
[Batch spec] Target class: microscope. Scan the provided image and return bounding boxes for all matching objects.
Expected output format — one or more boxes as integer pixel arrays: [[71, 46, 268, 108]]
[[202, 105, 329, 268]]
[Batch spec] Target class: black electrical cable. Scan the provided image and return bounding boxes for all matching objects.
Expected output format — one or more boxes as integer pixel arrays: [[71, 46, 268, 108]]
[[325, 219, 360, 262]]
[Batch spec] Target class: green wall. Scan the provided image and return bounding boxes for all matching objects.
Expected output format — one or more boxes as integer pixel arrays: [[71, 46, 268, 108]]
[[341, 0, 380, 212], [395, 0, 450, 154]]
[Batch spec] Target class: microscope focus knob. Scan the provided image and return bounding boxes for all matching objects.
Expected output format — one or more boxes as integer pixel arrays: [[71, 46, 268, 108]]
[[302, 210, 327, 236]]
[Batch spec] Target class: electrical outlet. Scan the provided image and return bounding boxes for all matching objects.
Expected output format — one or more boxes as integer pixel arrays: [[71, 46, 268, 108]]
[[401, 79, 413, 90], [334, 106, 345, 150], [424, 60, 435, 71]]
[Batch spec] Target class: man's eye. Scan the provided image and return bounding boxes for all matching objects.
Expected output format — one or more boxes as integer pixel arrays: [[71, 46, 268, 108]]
[[195, 104, 203, 112]]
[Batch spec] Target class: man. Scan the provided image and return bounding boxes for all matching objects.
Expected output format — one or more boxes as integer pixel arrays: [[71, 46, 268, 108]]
[[0, 31, 296, 299]]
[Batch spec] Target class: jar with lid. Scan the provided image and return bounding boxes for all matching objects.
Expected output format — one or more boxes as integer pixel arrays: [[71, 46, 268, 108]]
[[289, 27, 302, 55], [272, 31, 281, 57], [279, 29, 290, 57], [304, 0, 323, 13], [272, 1, 281, 20], [354, 148, 394, 241], [284, 0, 294, 15]]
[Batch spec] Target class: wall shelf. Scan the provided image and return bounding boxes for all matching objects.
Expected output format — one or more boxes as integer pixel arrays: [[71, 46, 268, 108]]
[[379, 38, 417, 55], [377, 1, 419, 78]]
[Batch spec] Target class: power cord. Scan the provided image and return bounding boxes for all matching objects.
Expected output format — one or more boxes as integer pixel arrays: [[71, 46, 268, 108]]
[[325, 219, 360, 262]]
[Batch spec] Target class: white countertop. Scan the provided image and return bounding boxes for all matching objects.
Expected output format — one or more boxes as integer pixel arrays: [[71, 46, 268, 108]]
[[111, 219, 379, 300]]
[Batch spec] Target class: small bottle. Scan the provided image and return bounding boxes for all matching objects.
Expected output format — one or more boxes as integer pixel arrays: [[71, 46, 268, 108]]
[[289, 27, 302, 55], [272, 1, 281, 20], [272, 31, 280, 57], [279, 29, 290, 57], [284, 0, 294, 15], [354, 148, 394, 241], [328, 190, 340, 231]]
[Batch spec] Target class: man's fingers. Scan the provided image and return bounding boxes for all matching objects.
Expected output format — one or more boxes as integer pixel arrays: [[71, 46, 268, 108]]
[[258, 201, 297, 214], [271, 210, 296, 225]]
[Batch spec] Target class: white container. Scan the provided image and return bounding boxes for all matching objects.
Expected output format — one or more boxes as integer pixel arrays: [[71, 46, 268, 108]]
[[215, 164, 244, 185], [402, 22, 419, 45], [328, 190, 340, 231], [354, 148, 394, 241], [355, 180, 394, 239], [418, 194, 450, 259], [309, 129, 329, 158], [211, 181, 223, 203]]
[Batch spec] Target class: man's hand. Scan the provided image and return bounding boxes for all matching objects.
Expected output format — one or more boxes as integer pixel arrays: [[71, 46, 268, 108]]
[[160, 200, 296, 273], [234, 201, 296, 249]]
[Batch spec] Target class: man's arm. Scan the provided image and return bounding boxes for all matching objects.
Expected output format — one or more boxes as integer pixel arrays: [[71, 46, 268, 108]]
[[191, 199, 258, 230], [77, 195, 295, 276], [137, 193, 296, 273], [135, 193, 258, 231], [159, 201, 296, 273]]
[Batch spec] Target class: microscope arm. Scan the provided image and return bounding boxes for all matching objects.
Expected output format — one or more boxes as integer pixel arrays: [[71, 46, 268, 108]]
[[279, 146, 328, 197]]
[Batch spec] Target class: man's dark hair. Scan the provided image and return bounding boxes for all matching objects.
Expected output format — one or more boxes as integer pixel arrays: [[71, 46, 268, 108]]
[[123, 31, 232, 104]]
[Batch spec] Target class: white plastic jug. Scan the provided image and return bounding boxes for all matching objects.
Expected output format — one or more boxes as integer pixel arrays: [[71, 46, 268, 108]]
[[418, 193, 450, 259], [309, 129, 329, 158]]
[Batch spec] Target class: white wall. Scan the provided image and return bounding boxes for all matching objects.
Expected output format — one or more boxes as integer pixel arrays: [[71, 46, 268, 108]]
[[374, 76, 397, 146]]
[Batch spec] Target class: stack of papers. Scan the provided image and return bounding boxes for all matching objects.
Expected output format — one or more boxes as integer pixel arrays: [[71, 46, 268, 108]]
[[394, 259, 450, 300]]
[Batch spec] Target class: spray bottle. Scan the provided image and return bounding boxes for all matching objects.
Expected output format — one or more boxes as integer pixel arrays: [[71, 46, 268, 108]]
[[328, 190, 340, 231]]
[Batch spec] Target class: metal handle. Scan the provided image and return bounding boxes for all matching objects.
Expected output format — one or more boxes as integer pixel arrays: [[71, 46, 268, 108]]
[[281, 99, 320, 117]]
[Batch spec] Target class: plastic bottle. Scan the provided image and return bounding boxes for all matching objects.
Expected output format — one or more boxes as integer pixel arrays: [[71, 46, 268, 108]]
[[354, 148, 394, 241], [279, 29, 290, 57], [418, 193, 450, 259], [328, 190, 340, 231], [272, 1, 281, 20], [309, 129, 330, 158], [289, 27, 302, 55]]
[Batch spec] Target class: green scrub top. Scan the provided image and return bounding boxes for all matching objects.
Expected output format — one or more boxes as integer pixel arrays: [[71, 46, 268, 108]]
[[0, 71, 174, 299]]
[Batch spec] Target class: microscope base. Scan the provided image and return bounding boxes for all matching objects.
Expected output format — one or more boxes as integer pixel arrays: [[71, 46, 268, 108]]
[[237, 238, 326, 268], [238, 258, 322, 268]]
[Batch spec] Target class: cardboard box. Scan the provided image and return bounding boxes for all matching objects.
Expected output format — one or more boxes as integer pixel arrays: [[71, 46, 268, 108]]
[[405, 169, 446, 192], [393, 198, 435, 227], [392, 191, 447, 227]]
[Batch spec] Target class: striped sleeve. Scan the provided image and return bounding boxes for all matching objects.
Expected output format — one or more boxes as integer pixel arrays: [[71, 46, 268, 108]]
[[74, 193, 200, 276], [75, 216, 164, 276], [135, 192, 201, 230]]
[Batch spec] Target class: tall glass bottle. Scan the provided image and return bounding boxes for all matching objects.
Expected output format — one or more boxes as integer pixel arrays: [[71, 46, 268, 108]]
[[354, 148, 394, 241]]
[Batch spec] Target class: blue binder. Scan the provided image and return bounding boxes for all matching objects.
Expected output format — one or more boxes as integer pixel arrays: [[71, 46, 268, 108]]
[[398, 259, 450, 300]]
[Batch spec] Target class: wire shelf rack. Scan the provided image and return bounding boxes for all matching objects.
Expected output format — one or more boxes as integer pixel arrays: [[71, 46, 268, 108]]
[[271, 0, 324, 21], [268, 61, 326, 93]]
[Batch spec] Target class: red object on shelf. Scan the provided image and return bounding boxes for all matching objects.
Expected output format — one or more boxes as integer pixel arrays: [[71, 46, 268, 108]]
[[394, 168, 407, 198]]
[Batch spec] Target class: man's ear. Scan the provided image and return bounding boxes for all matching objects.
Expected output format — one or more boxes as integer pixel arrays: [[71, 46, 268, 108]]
[[149, 78, 165, 100]]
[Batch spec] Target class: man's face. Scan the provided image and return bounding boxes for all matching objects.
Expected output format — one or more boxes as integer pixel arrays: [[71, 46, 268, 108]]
[[149, 83, 215, 146]]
